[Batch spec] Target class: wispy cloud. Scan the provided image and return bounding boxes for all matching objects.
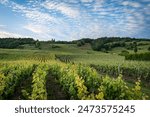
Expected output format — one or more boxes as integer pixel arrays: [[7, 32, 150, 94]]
[[93, 0, 104, 11], [0, 0, 8, 4], [56, 3, 80, 18], [0, 25, 6, 27], [42, 1, 80, 18], [9, 2, 56, 25], [81, 0, 94, 3], [0, 0, 149, 40], [122, 1, 141, 8], [0, 30, 23, 38], [23, 24, 48, 34]]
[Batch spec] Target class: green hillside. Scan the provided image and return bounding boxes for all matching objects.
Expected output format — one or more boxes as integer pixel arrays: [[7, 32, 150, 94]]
[[0, 37, 150, 99]]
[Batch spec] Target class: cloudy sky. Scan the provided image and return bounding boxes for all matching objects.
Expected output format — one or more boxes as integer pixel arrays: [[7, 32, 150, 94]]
[[0, 0, 150, 41]]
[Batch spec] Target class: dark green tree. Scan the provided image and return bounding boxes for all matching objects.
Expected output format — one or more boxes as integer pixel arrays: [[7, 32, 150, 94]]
[[133, 42, 138, 53], [35, 40, 41, 49], [148, 46, 150, 51], [77, 40, 85, 47], [0, 38, 34, 49]]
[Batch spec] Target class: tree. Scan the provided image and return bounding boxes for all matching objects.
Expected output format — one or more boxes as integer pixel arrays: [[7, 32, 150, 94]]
[[51, 38, 55, 43], [148, 46, 150, 51], [77, 40, 85, 47], [35, 40, 41, 49], [133, 42, 138, 53], [134, 46, 138, 53], [0, 38, 35, 49]]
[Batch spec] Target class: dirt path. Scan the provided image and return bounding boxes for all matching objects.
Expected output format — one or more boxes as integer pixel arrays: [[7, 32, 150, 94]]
[[46, 74, 68, 100]]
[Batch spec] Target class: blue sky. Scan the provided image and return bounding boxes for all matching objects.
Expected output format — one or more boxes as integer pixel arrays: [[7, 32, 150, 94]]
[[0, 0, 150, 41]]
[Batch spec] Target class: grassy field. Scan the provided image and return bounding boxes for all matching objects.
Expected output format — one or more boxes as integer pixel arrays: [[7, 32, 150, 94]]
[[0, 40, 150, 99]]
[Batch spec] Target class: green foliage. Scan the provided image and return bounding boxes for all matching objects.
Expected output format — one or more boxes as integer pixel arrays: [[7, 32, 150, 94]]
[[0, 62, 148, 100], [48, 64, 77, 99], [99, 75, 131, 99], [77, 64, 100, 93], [131, 79, 149, 99], [148, 46, 150, 51], [98, 75, 148, 100], [0, 64, 34, 99], [31, 64, 49, 100], [51, 45, 60, 48], [133, 42, 138, 53], [75, 76, 89, 99], [91, 63, 150, 83], [91, 37, 128, 51], [55, 54, 72, 63], [35, 40, 41, 49], [48, 64, 101, 99], [119, 50, 129, 56], [77, 40, 85, 47], [134, 47, 138, 53], [21, 89, 30, 99], [91, 39, 105, 51], [0, 73, 6, 99], [0, 38, 35, 49], [125, 52, 150, 61], [47, 63, 148, 100]]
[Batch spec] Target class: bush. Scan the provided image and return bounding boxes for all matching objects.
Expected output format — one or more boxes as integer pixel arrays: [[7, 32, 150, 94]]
[[148, 46, 150, 51], [125, 52, 150, 61], [77, 40, 85, 47], [119, 50, 129, 56]]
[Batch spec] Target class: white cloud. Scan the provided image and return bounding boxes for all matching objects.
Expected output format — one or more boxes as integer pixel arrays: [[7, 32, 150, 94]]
[[57, 3, 79, 18], [24, 10, 55, 24], [0, 25, 6, 27], [42, 1, 80, 18], [63, 0, 79, 4], [99, 11, 109, 15], [0, 0, 148, 40], [0, 31, 22, 38], [23, 24, 48, 34], [93, 0, 105, 11], [0, 0, 8, 4], [122, 1, 141, 8], [81, 0, 94, 3], [141, 4, 150, 15], [10, 2, 56, 24]]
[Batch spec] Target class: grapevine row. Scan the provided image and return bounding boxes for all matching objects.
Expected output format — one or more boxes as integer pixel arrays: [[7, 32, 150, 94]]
[[0, 64, 35, 99], [30, 64, 49, 100], [0, 62, 148, 100]]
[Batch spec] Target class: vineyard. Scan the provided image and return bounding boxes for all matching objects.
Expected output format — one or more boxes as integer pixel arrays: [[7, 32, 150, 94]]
[[0, 61, 148, 100], [0, 39, 150, 100], [54, 54, 150, 86]]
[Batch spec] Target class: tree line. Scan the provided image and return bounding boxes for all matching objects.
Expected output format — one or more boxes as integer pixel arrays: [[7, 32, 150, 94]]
[[0, 37, 149, 50], [0, 38, 35, 49], [75, 37, 150, 53]]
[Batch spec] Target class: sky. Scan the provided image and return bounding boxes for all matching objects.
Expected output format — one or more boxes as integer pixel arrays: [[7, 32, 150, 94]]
[[0, 0, 150, 41]]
